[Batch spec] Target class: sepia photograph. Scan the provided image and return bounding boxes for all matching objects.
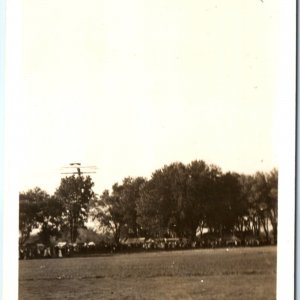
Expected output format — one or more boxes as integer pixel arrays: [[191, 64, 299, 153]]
[[2, 0, 296, 299]]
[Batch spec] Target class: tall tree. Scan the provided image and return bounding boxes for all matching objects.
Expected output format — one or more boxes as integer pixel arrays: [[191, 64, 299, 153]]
[[250, 172, 270, 240], [205, 172, 245, 236], [137, 162, 224, 240], [138, 162, 191, 238], [266, 169, 278, 243], [137, 176, 169, 238], [93, 188, 124, 245], [92, 177, 146, 244], [238, 174, 254, 233], [55, 175, 95, 243], [36, 196, 64, 246], [19, 187, 48, 244], [185, 161, 222, 239], [118, 177, 146, 237]]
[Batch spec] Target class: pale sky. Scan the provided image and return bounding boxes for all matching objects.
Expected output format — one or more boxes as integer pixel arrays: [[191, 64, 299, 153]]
[[17, 0, 281, 195]]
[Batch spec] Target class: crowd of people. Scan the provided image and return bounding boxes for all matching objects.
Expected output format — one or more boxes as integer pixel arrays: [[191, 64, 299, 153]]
[[19, 232, 272, 260]]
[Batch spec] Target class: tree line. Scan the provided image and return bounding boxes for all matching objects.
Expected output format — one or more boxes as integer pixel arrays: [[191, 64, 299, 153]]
[[19, 160, 278, 248]]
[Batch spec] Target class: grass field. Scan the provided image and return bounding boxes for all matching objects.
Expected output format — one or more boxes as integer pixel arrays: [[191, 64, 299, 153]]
[[19, 246, 276, 300]]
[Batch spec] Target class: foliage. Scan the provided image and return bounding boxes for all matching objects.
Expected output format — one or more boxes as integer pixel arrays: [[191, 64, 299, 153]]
[[37, 196, 64, 245], [19, 187, 47, 244], [19, 187, 63, 245], [266, 169, 278, 243], [92, 177, 146, 244], [55, 175, 95, 243], [19, 162, 278, 245], [92, 189, 123, 244], [137, 161, 223, 239]]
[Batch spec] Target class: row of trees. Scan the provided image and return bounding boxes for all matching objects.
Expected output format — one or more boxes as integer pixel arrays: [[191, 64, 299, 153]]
[[19, 175, 95, 245], [19, 160, 278, 248], [94, 161, 278, 245]]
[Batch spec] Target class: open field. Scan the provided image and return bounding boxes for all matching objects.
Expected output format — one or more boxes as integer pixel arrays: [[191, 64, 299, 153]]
[[19, 246, 276, 300]]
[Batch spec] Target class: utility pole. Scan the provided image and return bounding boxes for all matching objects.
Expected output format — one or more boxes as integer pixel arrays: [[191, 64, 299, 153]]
[[59, 162, 97, 243], [60, 162, 97, 177]]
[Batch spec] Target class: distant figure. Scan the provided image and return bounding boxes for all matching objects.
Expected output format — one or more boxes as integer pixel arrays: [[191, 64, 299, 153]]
[[58, 248, 63, 258], [44, 247, 51, 258]]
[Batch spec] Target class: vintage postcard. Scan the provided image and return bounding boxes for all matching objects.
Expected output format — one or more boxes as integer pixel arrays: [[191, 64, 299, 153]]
[[2, 0, 296, 299]]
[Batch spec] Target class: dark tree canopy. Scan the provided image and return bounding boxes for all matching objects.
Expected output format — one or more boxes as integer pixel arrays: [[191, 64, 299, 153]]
[[92, 177, 146, 244], [36, 196, 64, 246], [55, 175, 95, 243], [19, 188, 63, 245], [19, 187, 48, 244], [19, 161, 278, 247]]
